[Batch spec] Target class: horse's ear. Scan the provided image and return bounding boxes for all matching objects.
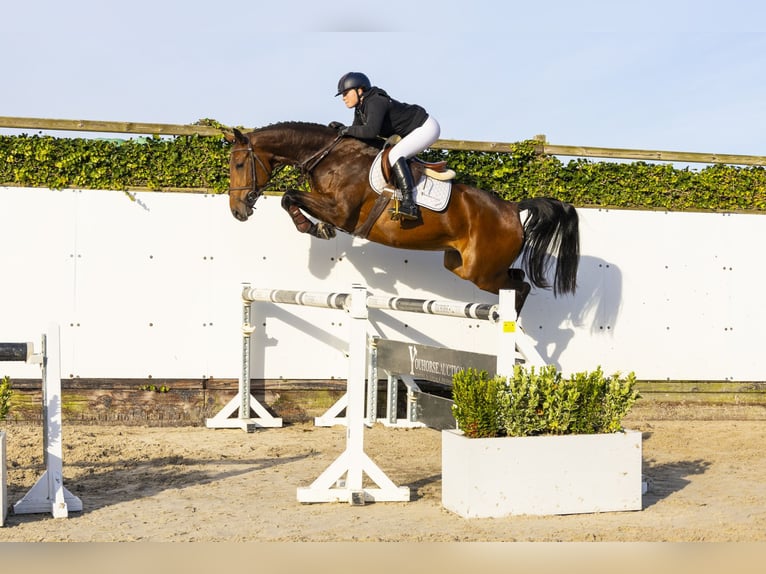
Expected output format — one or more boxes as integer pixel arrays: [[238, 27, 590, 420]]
[[234, 128, 248, 144], [225, 128, 248, 145]]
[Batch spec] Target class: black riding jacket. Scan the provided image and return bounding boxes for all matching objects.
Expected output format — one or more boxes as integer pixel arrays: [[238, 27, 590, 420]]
[[345, 87, 428, 141]]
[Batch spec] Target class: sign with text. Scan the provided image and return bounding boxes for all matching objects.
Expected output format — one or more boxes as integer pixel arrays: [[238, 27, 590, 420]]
[[375, 339, 496, 386]]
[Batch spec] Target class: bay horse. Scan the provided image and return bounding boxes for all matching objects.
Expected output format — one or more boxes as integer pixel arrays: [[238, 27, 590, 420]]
[[225, 122, 579, 314]]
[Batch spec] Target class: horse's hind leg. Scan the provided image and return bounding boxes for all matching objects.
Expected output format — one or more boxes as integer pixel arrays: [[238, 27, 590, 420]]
[[476, 266, 531, 316], [281, 192, 336, 240], [507, 268, 531, 316], [443, 251, 530, 315]]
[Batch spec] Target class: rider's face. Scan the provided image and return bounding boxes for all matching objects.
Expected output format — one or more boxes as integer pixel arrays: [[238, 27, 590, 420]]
[[341, 88, 361, 108]]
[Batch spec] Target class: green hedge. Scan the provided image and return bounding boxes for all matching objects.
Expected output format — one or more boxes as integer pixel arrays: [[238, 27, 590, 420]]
[[2, 132, 766, 212], [451, 366, 639, 438], [0, 133, 231, 192]]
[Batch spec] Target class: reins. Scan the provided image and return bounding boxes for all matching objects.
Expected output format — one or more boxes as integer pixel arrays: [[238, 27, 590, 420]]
[[298, 133, 345, 174]]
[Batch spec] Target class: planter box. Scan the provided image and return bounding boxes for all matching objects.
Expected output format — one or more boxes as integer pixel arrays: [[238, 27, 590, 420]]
[[442, 428, 642, 518]]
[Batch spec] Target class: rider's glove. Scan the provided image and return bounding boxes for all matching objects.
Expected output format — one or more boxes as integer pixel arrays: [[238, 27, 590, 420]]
[[329, 121, 348, 135]]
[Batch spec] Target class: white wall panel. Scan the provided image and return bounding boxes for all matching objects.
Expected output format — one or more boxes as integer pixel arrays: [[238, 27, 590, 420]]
[[1, 187, 764, 382], [0, 188, 77, 378], [520, 209, 766, 380]]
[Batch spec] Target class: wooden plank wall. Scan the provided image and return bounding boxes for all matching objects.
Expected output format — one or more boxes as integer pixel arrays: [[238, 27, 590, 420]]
[[3, 379, 347, 426], [2, 379, 765, 426]]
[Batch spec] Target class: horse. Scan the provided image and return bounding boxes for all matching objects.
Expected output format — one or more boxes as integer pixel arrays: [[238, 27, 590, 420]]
[[225, 122, 579, 314]]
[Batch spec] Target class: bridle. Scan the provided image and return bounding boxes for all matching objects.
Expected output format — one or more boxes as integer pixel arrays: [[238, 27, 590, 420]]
[[229, 141, 270, 204], [229, 131, 345, 203]]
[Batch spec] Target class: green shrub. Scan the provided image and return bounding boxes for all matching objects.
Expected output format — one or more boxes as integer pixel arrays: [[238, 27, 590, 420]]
[[452, 365, 639, 438], [0, 375, 12, 421], [451, 369, 508, 438]]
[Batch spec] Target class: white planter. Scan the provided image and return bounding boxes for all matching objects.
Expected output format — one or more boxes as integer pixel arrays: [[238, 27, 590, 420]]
[[442, 428, 642, 518]]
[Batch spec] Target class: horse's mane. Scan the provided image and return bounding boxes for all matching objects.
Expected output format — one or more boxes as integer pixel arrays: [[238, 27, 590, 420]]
[[253, 121, 334, 135], [250, 120, 377, 155]]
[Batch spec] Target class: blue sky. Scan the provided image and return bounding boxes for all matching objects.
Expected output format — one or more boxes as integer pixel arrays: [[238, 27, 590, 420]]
[[2, 0, 765, 156]]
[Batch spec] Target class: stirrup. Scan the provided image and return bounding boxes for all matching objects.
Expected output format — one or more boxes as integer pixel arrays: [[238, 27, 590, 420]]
[[389, 198, 419, 221]]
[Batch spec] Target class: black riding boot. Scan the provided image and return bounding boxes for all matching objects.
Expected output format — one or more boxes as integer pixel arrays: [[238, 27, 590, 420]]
[[390, 157, 420, 221]]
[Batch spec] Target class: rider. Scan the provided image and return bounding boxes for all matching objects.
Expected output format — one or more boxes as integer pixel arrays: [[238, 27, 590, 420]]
[[330, 72, 441, 221]]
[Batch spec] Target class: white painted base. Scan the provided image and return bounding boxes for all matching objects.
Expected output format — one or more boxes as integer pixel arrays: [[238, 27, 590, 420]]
[[205, 392, 282, 431], [296, 449, 410, 504], [442, 428, 643, 518], [313, 393, 348, 427]]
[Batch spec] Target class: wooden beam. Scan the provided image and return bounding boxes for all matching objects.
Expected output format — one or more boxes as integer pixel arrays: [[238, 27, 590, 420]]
[[540, 143, 766, 167], [432, 138, 766, 166], [2, 116, 766, 166], [0, 116, 226, 137], [433, 139, 516, 153]]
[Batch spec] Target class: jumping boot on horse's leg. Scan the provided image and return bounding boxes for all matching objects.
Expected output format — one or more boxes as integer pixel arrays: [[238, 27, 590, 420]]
[[284, 195, 336, 239], [514, 282, 531, 316], [507, 268, 531, 316], [390, 157, 420, 221]]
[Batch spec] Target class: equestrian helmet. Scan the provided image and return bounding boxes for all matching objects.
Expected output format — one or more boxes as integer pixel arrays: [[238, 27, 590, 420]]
[[336, 72, 371, 96]]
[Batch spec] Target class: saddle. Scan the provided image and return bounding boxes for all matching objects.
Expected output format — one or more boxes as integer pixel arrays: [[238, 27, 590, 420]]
[[380, 136, 456, 185]]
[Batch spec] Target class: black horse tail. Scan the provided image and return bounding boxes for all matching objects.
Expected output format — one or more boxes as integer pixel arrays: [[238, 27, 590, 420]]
[[517, 197, 580, 295]]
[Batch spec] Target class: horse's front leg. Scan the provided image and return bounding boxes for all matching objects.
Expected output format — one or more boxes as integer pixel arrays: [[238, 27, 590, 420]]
[[281, 191, 336, 240]]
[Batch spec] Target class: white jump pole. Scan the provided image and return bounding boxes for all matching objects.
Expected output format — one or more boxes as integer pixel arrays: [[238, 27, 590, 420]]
[[13, 323, 82, 518]]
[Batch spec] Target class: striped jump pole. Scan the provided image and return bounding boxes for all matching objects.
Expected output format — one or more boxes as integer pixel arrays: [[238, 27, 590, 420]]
[[243, 287, 350, 310], [366, 295, 499, 322], [0, 342, 33, 362]]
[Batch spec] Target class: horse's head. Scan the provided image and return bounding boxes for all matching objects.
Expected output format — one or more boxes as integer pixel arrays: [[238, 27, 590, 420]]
[[225, 128, 272, 222]]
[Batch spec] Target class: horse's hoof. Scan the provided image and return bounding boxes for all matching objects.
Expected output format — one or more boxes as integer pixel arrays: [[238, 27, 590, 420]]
[[310, 222, 336, 240]]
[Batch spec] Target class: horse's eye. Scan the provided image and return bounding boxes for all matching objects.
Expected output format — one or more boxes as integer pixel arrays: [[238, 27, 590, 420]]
[[235, 162, 245, 169]]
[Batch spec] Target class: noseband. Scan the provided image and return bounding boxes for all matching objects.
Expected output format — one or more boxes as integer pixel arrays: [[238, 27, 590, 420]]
[[229, 142, 270, 202]]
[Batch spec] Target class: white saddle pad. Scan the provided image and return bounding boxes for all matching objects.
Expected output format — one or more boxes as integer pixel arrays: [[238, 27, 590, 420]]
[[368, 152, 452, 212]]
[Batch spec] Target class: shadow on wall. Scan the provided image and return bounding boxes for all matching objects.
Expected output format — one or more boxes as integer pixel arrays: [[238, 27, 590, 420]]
[[301, 231, 624, 370], [515, 255, 623, 368], [306, 231, 504, 302]]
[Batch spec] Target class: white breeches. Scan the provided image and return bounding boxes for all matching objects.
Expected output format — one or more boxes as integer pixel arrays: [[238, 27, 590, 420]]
[[388, 115, 441, 164]]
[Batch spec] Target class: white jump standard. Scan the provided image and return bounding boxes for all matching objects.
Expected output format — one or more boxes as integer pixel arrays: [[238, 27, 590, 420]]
[[205, 286, 284, 432], [1, 324, 82, 521], [239, 284, 408, 503]]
